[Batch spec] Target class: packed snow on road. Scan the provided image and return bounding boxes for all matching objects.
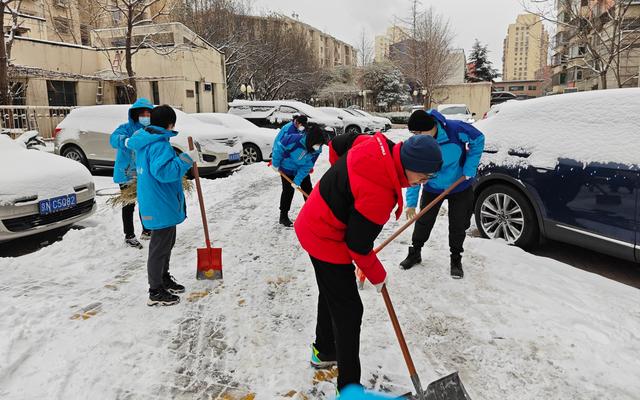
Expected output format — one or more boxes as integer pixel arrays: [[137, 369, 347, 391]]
[[1, 130, 639, 400]]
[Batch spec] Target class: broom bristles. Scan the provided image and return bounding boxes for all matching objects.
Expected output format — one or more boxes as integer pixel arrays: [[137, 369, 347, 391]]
[[107, 177, 194, 208]]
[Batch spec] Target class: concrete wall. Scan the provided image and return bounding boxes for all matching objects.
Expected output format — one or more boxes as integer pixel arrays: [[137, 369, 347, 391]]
[[9, 36, 227, 112], [431, 82, 492, 118]]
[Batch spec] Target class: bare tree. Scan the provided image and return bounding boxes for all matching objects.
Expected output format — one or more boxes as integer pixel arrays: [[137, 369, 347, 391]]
[[526, 0, 640, 89], [357, 28, 373, 67], [0, 0, 25, 104], [393, 5, 454, 106], [95, 0, 173, 101], [179, 2, 320, 101]]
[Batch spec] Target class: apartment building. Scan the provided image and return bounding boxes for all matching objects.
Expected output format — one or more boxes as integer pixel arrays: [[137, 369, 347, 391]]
[[3, 0, 227, 112], [502, 13, 550, 81], [550, 0, 640, 93]]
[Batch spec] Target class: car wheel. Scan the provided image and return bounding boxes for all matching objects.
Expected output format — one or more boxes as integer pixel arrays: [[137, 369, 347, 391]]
[[345, 125, 361, 135], [475, 184, 539, 248], [61, 145, 89, 170], [242, 143, 262, 165]]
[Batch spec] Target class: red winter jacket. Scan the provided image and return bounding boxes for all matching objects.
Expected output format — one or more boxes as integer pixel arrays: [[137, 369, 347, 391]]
[[294, 133, 410, 285]]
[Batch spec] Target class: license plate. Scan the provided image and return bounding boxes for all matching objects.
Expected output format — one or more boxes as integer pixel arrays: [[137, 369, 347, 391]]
[[228, 153, 241, 162], [39, 194, 77, 215]]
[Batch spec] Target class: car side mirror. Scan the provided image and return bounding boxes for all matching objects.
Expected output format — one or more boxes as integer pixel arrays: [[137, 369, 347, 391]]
[[472, 112, 476, 116]]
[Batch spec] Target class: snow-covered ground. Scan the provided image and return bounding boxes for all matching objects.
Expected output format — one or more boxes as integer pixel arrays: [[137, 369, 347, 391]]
[[1, 130, 639, 400]]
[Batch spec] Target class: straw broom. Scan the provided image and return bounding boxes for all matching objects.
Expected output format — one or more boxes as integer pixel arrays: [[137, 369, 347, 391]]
[[107, 177, 194, 208]]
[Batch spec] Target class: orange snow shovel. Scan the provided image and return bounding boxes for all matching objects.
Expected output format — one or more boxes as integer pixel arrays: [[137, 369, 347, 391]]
[[189, 137, 222, 280]]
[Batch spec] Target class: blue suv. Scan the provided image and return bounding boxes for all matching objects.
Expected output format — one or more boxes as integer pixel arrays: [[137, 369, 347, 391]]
[[473, 89, 639, 263]]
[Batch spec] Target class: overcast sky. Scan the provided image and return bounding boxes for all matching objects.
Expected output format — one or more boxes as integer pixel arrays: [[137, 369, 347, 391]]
[[250, 0, 543, 73]]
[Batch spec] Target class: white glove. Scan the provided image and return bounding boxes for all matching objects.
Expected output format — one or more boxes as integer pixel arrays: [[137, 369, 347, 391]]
[[180, 149, 200, 164], [374, 275, 388, 293], [405, 207, 416, 220]]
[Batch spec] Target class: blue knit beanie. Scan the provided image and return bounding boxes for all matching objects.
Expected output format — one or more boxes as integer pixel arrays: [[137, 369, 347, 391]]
[[400, 134, 443, 173]]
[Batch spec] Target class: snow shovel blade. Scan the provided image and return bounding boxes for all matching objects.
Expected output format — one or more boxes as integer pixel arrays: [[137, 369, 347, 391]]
[[423, 372, 471, 400], [196, 247, 223, 280]]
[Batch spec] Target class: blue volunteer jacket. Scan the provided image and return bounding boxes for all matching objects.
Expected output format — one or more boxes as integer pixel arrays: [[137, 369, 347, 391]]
[[406, 109, 485, 208], [109, 98, 154, 184], [126, 125, 193, 230], [271, 132, 322, 186], [273, 121, 300, 144]]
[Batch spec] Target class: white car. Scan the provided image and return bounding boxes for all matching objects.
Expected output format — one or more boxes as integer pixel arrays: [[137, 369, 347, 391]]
[[228, 100, 344, 136], [0, 135, 96, 243], [343, 108, 392, 132], [191, 113, 278, 165], [318, 107, 374, 134], [54, 105, 243, 176], [437, 104, 476, 123]]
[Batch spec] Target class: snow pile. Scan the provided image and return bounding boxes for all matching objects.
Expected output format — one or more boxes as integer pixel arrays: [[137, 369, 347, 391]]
[[474, 88, 640, 169], [1, 130, 639, 399], [0, 136, 93, 205]]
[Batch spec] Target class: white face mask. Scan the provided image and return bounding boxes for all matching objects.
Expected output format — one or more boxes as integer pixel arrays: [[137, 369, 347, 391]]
[[139, 116, 151, 126], [297, 125, 305, 132], [312, 144, 321, 151]]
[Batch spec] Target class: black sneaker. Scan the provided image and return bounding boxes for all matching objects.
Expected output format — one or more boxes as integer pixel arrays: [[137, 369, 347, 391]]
[[140, 231, 152, 240], [450, 257, 464, 279], [279, 212, 293, 227], [399, 246, 422, 270], [163, 274, 185, 294], [125, 236, 143, 249], [147, 288, 180, 306]]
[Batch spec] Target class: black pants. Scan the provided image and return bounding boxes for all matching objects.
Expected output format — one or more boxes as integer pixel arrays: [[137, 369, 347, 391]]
[[411, 186, 474, 259], [147, 226, 176, 290], [120, 184, 149, 238], [280, 174, 312, 213], [311, 256, 363, 391]]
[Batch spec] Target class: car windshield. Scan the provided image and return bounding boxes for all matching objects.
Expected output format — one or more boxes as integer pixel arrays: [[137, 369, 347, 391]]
[[440, 106, 469, 115], [345, 109, 365, 117]]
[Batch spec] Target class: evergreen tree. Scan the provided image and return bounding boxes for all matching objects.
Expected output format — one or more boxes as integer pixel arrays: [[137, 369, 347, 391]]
[[467, 39, 500, 82]]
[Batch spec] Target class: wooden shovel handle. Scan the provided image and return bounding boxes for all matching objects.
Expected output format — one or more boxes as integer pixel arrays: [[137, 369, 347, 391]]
[[375, 176, 467, 254], [273, 166, 309, 198], [188, 137, 211, 249]]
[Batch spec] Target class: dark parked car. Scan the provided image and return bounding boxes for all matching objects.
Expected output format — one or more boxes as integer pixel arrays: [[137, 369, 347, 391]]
[[473, 89, 639, 263], [491, 91, 518, 106]]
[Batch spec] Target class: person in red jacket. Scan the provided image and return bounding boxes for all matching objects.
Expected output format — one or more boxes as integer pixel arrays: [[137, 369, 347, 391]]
[[294, 133, 443, 391]]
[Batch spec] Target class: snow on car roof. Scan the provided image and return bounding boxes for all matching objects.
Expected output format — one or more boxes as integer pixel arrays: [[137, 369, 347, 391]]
[[474, 88, 640, 169]]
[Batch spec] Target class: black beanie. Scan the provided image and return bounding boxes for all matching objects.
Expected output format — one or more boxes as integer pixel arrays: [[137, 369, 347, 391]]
[[408, 110, 436, 132], [400, 134, 443, 173]]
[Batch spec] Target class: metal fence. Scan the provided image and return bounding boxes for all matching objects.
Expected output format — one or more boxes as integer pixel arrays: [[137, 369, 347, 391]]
[[0, 106, 75, 139]]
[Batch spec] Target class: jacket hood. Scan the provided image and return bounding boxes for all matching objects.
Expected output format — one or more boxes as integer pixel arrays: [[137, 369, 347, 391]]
[[126, 125, 177, 151], [128, 98, 154, 123], [427, 109, 448, 127]]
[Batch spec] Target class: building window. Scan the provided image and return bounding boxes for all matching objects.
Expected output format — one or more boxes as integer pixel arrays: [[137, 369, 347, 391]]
[[576, 69, 583, 80], [151, 81, 160, 105], [53, 17, 71, 34], [80, 24, 90, 46], [9, 82, 26, 105], [493, 87, 505, 92], [509, 85, 525, 91], [528, 85, 537, 91], [47, 81, 76, 106]]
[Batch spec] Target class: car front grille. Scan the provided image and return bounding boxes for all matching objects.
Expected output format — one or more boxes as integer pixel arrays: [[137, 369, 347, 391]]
[[334, 126, 345, 135], [214, 137, 240, 147], [2, 199, 95, 232], [202, 154, 217, 163]]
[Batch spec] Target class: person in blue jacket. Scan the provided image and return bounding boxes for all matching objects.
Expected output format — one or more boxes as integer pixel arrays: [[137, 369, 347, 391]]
[[271, 123, 326, 227], [126, 105, 199, 306], [109, 98, 154, 248], [400, 109, 485, 279], [273, 115, 308, 144]]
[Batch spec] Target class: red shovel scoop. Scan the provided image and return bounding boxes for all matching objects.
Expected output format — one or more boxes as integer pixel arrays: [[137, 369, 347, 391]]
[[188, 137, 223, 280]]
